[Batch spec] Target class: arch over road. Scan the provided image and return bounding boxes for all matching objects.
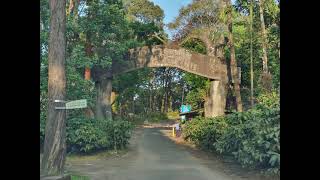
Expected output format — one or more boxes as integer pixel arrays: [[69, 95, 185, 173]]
[[112, 45, 228, 81], [93, 44, 234, 119]]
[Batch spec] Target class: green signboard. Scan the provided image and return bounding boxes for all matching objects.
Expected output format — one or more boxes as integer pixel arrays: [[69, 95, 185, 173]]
[[65, 99, 87, 109]]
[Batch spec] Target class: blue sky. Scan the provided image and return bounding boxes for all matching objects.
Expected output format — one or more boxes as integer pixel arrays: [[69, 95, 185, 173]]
[[151, 0, 192, 39], [151, 0, 236, 40]]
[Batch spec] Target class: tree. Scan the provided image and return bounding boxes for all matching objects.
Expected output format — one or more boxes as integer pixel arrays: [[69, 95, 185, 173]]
[[169, 0, 224, 56], [223, 0, 243, 112], [41, 0, 67, 176], [250, 0, 254, 107], [259, 0, 268, 74], [169, 0, 240, 114], [180, 39, 209, 110], [112, 0, 166, 115], [125, 0, 164, 25], [258, 0, 272, 91], [76, 0, 131, 120]]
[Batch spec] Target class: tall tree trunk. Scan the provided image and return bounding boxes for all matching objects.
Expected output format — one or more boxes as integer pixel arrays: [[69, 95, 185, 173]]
[[149, 90, 152, 112], [169, 95, 173, 112], [67, 0, 74, 16], [258, 0, 272, 91], [225, 0, 243, 112], [166, 69, 173, 112], [278, 41, 280, 59], [95, 78, 113, 120], [163, 68, 169, 113], [73, 0, 80, 25], [95, 81, 104, 119], [41, 0, 67, 176], [259, 0, 269, 73], [149, 71, 154, 112], [84, 67, 91, 80], [250, 0, 255, 107], [181, 87, 184, 107], [132, 95, 135, 113]]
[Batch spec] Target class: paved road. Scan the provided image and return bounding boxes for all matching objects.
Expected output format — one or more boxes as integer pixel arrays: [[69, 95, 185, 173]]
[[67, 127, 277, 180]]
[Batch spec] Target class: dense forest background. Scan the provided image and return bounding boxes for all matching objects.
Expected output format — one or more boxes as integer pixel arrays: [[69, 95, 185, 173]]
[[41, 0, 279, 175]]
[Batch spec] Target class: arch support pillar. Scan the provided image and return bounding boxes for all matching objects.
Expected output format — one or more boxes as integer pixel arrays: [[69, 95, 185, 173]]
[[204, 79, 227, 118]]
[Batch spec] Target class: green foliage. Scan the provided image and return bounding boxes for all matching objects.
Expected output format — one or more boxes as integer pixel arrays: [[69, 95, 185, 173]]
[[78, 0, 130, 68], [70, 175, 90, 180], [166, 111, 180, 120], [181, 38, 207, 54], [168, 0, 221, 31], [183, 116, 228, 150], [256, 90, 280, 108], [182, 91, 280, 175], [111, 1, 168, 115], [144, 112, 168, 122], [215, 105, 280, 174], [125, 0, 164, 25], [180, 39, 210, 110], [66, 55, 97, 109], [184, 86, 207, 109], [67, 117, 133, 153], [110, 119, 133, 150], [40, 56, 48, 147]]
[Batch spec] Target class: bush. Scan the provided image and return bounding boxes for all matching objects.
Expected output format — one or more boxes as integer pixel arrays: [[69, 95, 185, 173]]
[[182, 91, 280, 175], [66, 117, 133, 153], [143, 112, 168, 122], [256, 90, 280, 108], [166, 111, 180, 120], [215, 106, 280, 172], [112, 120, 133, 150], [183, 116, 228, 151]]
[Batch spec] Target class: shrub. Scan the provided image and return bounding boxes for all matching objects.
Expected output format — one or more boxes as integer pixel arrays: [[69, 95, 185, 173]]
[[215, 91, 280, 174], [256, 90, 280, 108], [111, 120, 133, 150], [183, 116, 228, 151], [166, 111, 180, 120], [66, 117, 133, 153], [183, 91, 280, 175], [142, 112, 168, 122]]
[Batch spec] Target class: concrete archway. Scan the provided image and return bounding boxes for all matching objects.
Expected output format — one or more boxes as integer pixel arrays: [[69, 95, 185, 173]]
[[92, 44, 235, 119]]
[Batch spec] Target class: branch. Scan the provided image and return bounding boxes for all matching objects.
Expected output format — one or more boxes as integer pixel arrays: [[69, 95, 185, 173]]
[[151, 32, 167, 44]]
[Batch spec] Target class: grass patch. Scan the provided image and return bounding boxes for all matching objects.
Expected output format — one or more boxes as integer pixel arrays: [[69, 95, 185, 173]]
[[71, 175, 90, 180]]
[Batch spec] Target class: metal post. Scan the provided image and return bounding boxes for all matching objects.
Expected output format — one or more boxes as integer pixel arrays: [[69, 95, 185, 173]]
[[172, 126, 175, 137]]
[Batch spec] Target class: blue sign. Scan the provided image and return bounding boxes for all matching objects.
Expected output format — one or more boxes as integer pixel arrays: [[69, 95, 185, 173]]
[[180, 105, 191, 113]]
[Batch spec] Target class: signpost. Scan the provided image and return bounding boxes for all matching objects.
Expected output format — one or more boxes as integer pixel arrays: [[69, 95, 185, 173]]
[[180, 105, 191, 113], [180, 104, 191, 122], [55, 99, 87, 110]]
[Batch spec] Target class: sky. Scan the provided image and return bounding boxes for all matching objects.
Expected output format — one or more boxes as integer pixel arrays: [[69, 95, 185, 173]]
[[151, 0, 237, 40], [151, 0, 192, 39]]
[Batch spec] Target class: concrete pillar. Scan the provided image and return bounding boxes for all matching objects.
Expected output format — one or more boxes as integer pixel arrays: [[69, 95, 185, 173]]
[[204, 79, 227, 117]]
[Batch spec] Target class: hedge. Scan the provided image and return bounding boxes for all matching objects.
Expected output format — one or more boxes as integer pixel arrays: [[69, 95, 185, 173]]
[[183, 91, 280, 175]]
